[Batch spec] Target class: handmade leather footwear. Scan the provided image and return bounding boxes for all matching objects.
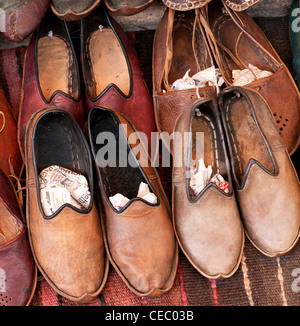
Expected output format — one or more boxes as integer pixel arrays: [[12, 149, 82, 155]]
[[224, 0, 260, 11], [0, 167, 36, 306], [104, 0, 155, 16], [1, 0, 50, 43], [0, 86, 23, 178], [51, 0, 102, 21], [153, 8, 217, 154], [172, 97, 244, 279], [219, 87, 300, 258], [25, 107, 108, 302], [81, 8, 156, 153], [87, 106, 178, 296], [18, 10, 85, 157], [162, 0, 212, 11], [200, 0, 300, 155]]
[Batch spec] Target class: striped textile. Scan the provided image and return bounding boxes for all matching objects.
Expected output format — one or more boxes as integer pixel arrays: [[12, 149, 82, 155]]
[[1, 26, 300, 307]]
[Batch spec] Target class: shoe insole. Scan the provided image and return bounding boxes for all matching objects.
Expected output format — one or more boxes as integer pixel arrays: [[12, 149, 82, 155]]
[[38, 36, 79, 102], [0, 201, 23, 244], [225, 97, 274, 183], [88, 28, 130, 98]]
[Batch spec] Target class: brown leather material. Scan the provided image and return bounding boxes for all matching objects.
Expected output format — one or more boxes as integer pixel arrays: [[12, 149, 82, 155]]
[[0, 88, 23, 177], [225, 0, 260, 11], [2, 0, 50, 43], [51, 0, 102, 21], [104, 0, 155, 16], [18, 12, 85, 158], [172, 98, 244, 279], [81, 9, 156, 153], [0, 167, 37, 306], [87, 106, 178, 296], [219, 86, 300, 257], [163, 0, 212, 11], [25, 108, 108, 302], [202, 0, 300, 155], [152, 8, 216, 153]]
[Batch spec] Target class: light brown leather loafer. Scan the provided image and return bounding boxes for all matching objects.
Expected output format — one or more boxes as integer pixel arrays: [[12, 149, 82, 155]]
[[25, 107, 108, 302], [172, 97, 244, 279], [153, 8, 217, 153], [87, 106, 178, 296], [219, 87, 300, 258], [201, 0, 300, 155], [224, 0, 260, 11], [51, 0, 102, 21], [104, 0, 155, 16]]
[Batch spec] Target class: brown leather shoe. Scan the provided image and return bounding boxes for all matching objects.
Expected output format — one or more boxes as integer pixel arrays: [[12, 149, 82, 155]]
[[0, 86, 23, 178], [80, 8, 156, 153], [201, 0, 300, 155], [224, 0, 260, 11], [0, 167, 37, 306], [18, 10, 85, 157], [219, 86, 300, 257], [162, 0, 212, 11], [104, 0, 155, 16], [1, 0, 50, 43], [25, 107, 108, 302], [51, 0, 102, 21], [87, 106, 178, 296], [172, 97, 244, 279], [153, 8, 217, 153]]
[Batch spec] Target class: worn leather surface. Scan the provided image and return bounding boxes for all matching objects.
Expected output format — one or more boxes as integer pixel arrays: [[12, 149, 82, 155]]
[[172, 98, 244, 279], [0, 89, 23, 177], [162, 0, 213, 11], [2, 0, 50, 43], [18, 14, 85, 158], [51, 0, 102, 21], [0, 167, 36, 306], [24, 108, 108, 302], [152, 8, 216, 153], [81, 9, 156, 153], [219, 87, 300, 257], [104, 0, 155, 15], [224, 0, 260, 11], [87, 106, 178, 296], [205, 0, 300, 155]]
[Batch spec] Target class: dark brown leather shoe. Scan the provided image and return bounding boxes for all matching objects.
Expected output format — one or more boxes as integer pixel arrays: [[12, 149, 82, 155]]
[[104, 0, 155, 15], [0, 167, 36, 306], [80, 8, 156, 153], [18, 10, 85, 157], [172, 97, 244, 279], [1, 0, 50, 43], [162, 0, 212, 11], [51, 0, 102, 21], [87, 106, 178, 296], [219, 86, 300, 257], [153, 8, 217, 153], [25, 107, 108, 302], [201, 0, 300, 155], [0, 86, 23, 178], [224, 0, 260, 11]]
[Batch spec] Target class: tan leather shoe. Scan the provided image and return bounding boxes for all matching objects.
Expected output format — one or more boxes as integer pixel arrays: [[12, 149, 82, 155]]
[[25, 107, 108, 302], [224, 0, 260, 11], [104, 0, 155, 16], [219, 86, 300, 257], [200, 0, 300, 155], [87, 106, 178, 296], [172, 98, 244, 279], [153, 8, 217, 153]]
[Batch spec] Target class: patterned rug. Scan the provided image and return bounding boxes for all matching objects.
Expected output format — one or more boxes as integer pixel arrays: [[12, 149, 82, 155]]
[[0, 16, 299, 307]]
